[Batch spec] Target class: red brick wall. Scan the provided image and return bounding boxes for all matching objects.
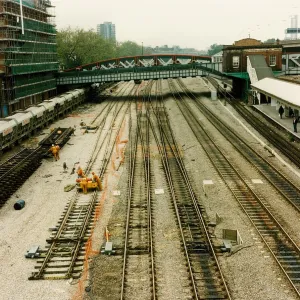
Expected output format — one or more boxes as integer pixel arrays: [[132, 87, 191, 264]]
[[223, 48, 282, 72]]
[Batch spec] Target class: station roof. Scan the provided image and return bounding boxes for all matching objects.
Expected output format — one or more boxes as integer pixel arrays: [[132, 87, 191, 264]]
[[248, 55, 274, 80], [251, 78, 300, 109]]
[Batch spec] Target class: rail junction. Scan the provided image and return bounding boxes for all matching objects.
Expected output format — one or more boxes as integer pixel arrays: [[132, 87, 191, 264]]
[[2, 77, 300, 300]]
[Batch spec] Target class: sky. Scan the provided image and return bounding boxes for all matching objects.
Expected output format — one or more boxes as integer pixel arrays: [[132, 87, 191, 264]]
[[52, 0, 300, 50]]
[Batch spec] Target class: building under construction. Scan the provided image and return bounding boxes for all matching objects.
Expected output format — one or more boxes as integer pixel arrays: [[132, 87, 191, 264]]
[[0, 0, 58, 117]]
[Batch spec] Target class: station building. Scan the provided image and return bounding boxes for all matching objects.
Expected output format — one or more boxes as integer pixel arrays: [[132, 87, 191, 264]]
[[0, 0, 58, 117], [222, 38, 282, 98]]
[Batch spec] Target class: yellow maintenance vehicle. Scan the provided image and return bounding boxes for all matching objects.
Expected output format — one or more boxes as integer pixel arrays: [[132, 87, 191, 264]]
[[76, 178, 99, 193]]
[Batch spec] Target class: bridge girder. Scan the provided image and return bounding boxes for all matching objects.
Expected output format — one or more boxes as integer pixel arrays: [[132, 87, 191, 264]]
[[57, 63, 223, 86], [64, 54, 211, 72]]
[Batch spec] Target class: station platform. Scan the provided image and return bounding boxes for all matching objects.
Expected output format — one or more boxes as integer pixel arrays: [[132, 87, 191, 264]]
[[252, 104, 300, 140]]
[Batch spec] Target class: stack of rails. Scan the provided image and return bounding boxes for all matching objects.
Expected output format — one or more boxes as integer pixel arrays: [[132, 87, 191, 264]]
[[0, 148, 42, 207], [0, 127, 75, 207]]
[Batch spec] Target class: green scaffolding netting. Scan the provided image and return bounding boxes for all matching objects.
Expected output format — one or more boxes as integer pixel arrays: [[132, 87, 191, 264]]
[[14, 79, 56, 98], [12, 0, 37, 9], [14, 73, 55, 87], [11, 62, 59, 75]]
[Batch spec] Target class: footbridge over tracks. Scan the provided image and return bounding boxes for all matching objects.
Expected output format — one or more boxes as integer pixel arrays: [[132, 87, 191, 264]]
[[57, 54, 223, 85]]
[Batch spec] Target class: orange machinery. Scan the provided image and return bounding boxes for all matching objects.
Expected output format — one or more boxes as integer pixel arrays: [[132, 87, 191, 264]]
[[76, 178, 98, 192]]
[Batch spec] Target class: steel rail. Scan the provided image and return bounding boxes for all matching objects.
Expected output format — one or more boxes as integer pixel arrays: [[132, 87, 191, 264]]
[[120, 100, 137, 300], [207, 76, 300, 167], [90, 81, 131, 125], [142, 80, 156, 299], [121, 81, 156, 299], [176, 78, 300, 213], [147, 88, 201, 299], [0, 148, 41, 181], [172, 78, 300, 297], [30, 85, 135, 280], [165, 79, 231, 299]]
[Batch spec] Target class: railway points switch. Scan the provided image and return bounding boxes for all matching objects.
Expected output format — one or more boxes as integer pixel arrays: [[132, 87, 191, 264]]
[[25, 245, 40, 258]]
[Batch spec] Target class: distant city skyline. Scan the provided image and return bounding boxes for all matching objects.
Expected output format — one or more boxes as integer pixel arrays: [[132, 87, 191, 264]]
[[53, 0, 300, 50]]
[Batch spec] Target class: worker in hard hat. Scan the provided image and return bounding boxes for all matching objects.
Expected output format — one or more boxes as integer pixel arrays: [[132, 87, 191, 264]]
[[92, 172, 102, 191], [77, 166, 85, 178], [81, 177, 88, 194], [55, 143, 60, 160], [49, 144, 58, 161]]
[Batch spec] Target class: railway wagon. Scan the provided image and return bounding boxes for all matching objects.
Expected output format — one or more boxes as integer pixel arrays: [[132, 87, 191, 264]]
[[61, 93, 73, 113], [51, 96, 66, 118], [0, 119, 18, 150], [9, 111, 34, 140], [73, 89, 85, 106], [37, 101, 56, 124], [0, 88, 86, 152], [25, 105, 46, 131], [65, 89, 85, 109]]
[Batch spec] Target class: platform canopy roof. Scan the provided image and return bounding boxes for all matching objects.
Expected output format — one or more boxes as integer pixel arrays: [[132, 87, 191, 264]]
[[251, 78, 300, 109]]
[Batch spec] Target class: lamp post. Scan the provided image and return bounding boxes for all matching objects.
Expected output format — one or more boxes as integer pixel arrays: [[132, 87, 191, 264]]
[[142, 42, 144, 56]]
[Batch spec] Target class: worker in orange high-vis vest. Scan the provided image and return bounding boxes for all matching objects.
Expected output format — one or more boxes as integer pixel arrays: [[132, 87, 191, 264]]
[[55, 143, 60, 160], [77, 166, 85, 178], [49, 144, 58, 161], [92, 172, 102, 191], [81, 177, 88, 194]]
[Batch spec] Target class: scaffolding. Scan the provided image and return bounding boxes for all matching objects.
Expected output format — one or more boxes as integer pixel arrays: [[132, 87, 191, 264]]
[[0, 0, 58, 116]]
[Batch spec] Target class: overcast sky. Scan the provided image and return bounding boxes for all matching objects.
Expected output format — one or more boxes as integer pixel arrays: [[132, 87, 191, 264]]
[[52, 0, 299, 50]]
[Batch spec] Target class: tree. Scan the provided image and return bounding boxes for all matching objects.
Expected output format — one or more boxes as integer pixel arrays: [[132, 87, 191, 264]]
[[56, 27, 116, 70], [263, 38, 276, 44], [116, 41, 143, 57], [207, 44, 223, 56]]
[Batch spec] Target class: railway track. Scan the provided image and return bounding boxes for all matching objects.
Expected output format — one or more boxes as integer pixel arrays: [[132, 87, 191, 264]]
[[171, 78, 300, 297], [120, 103, 154, 299], [177, 78, 300, 215], [120, 79, 230, 299], [120, 81, 155, 299], [207, 76, 300, 167], [29, 84, 136, 280], [147, 80, 231, 299]]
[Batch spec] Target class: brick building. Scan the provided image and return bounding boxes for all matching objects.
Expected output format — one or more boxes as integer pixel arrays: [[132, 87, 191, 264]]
[[221, 38, 283, 99], [222, 38, 282, 73]]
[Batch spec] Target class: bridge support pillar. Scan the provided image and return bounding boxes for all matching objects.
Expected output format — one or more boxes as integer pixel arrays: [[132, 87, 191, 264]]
[[232, 77, 249, 101]]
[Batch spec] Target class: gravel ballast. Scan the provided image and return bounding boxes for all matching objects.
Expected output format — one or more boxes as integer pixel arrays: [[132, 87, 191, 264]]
[[1, 79, 300, 300]]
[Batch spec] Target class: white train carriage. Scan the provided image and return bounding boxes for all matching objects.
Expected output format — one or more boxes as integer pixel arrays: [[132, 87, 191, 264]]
[[53, 96, 67, 116], [38, 100, 56, 123], [41, 97, 63, 120], [76, 89, 85, 104], [0, 119, 18, 150], [9, 111, 34, 139], [25, 105, 46, 130], [61, 93, 74, 112], [1, 88, 86, 151]]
